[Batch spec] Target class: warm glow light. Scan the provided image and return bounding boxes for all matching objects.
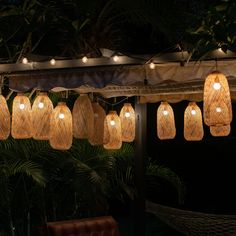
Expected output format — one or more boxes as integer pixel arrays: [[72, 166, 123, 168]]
[[38, 102, 44, 109], [19, 103, 25, 110], [216, 107, 222, 113], [124, 112, 131, 118], [59, 113, 65, 119], [149, 62, 155, 69], [163, 110, 169, 116], [213, 82, 221, 90], [110, 120, 116, 126], [113, 55, 119, 62], [22, 58, 28, 64], [50, 58, 56, 65], [82, 56, 88, 63], [191, 109, 196, 115]]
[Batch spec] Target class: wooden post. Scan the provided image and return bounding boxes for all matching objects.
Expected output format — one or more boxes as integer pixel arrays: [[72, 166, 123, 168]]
[[134, 97, 147, 236]]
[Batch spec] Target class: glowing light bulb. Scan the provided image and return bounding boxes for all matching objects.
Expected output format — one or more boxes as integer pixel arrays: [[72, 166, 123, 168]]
[[50, 58, 56, 65], [22, 57, 28, 64], [113, 55, 119, 62], [59, 113, 65, 119], [216, 107, 222, 113], [149, 62, 155, 69], [125, 112, 131, 118], [191, 109, 196, 115], [38, 102, 44, 109], [213, 82, 221, 90], [110, 120, 116, 126], [19, 103, 25, 110], [163, 110, 168, 116], [82, 56, 88, 63]]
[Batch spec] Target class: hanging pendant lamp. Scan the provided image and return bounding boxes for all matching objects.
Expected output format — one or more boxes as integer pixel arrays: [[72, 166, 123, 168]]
[[49, 102, 72, 150], [11, 93, 32, 139], [0, 95, 10, 140], [119, 103, 135, 142], [184, 102, 204, 141], [88, 102, 107, 145], [32, 92, 53, 140], [103, 111, 122, 150], [157, 102, 176, 140], [203, 71, 232, 126], [72, 94, 94, 139]]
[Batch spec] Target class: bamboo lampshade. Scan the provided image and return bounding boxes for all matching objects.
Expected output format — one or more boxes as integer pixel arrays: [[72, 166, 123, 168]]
[[157, 102, 176, 140], [72, 94, 94, 139], [103, 111, 122, 150], [119, 103, 135, 142], [11, 93, 32, 139], [32, 92, 53, 140], [210, 125, 231, 137], [88, 102, 107, 145], [184, 102, 204, 141], [0, 95, 10, 140], [49, 102, 72, 150], [203, 71, 232, 126]]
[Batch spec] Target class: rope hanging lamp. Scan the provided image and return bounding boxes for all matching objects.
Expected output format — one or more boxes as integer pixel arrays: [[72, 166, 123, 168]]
[[0, 95, 10, 140], [32, 92, 53, 140], [184, 102, 204, 141], [157, 102, 176, 140], [11, 93, 32, 139]]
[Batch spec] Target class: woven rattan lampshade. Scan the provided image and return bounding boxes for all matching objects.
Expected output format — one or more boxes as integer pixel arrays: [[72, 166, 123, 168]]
[[0, 95, 10, 140], [11, 93, 32, 139], [72, 94, 94, 139], [184, 102, 204, 141], [32, 92, 53, 140], [210, 125, 231, 137], [88, 102, 107, 145], [119, 103, 135, 142], [203, 71, 232, 126], [157, 102, 176, 140], [103, 111, 122, 150], [49, 102, 72, 150]]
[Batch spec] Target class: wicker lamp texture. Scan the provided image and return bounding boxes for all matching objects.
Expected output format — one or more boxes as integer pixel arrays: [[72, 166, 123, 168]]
[[89, 102, 107, 145], [11, 93, 32, 139], [184, 102, 204, 141], [32, 92, 53, 140], [157, 102, 176, 140], [72, 94, 94, 139], [203, 71, 232, 126], [103, 111, 122, 150], [49, 102, 72, 150], [0, 95, 10, 140], [119, 103, 135, 142]]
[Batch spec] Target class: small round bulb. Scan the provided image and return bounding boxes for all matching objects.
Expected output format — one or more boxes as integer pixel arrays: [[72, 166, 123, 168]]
[[22, 57, 28, 64], [163, 110, 168, 116], [113, 55, 119, 62], [191, 109, 196, 115], [50, 58, 56, 65], [213, 82, 221, 90], [38, 102, 44, 109], [19, 103, 25, 110], [124, 112, 131, 118], [82, 56, 88, 63], [110, 120, 116, 126], [149, 62, 155, 69], [216, 107, 222, 113], [59, 113, 65, 119]]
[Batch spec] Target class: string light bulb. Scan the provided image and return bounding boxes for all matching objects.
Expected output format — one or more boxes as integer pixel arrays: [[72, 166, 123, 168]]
[[38, 102, 44, 109], [110, 120, 116, 126], [82, 56, 88, 63], [191, 109, 196, 115], [149, 62, 155, 69], [22, 57, 28, 64], [50, 58, 56, 65], [113, 55, 119, 62], [213, 82, 221, 90], [19, 103, 25, 110], [59, 113, 65, 119], [216, 107, 222, 113], [125, 112, 131, 118], [163, 110, 169, 116]]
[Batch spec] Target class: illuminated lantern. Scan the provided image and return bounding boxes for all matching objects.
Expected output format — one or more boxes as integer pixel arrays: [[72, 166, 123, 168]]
[[184, 102, 204, 141], [11, 93, 32, 139], [49, 102, 72, 150], [119, 103, 135, 142], [32, 92, 53, 140], [72, 94, 94, 139], [0, 95, 10, 140], [103, 111, 122, 149], [157, 102, 176, 140]]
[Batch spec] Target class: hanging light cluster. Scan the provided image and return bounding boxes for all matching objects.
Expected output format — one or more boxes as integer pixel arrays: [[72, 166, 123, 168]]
[[203, 71, 232, 136]]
